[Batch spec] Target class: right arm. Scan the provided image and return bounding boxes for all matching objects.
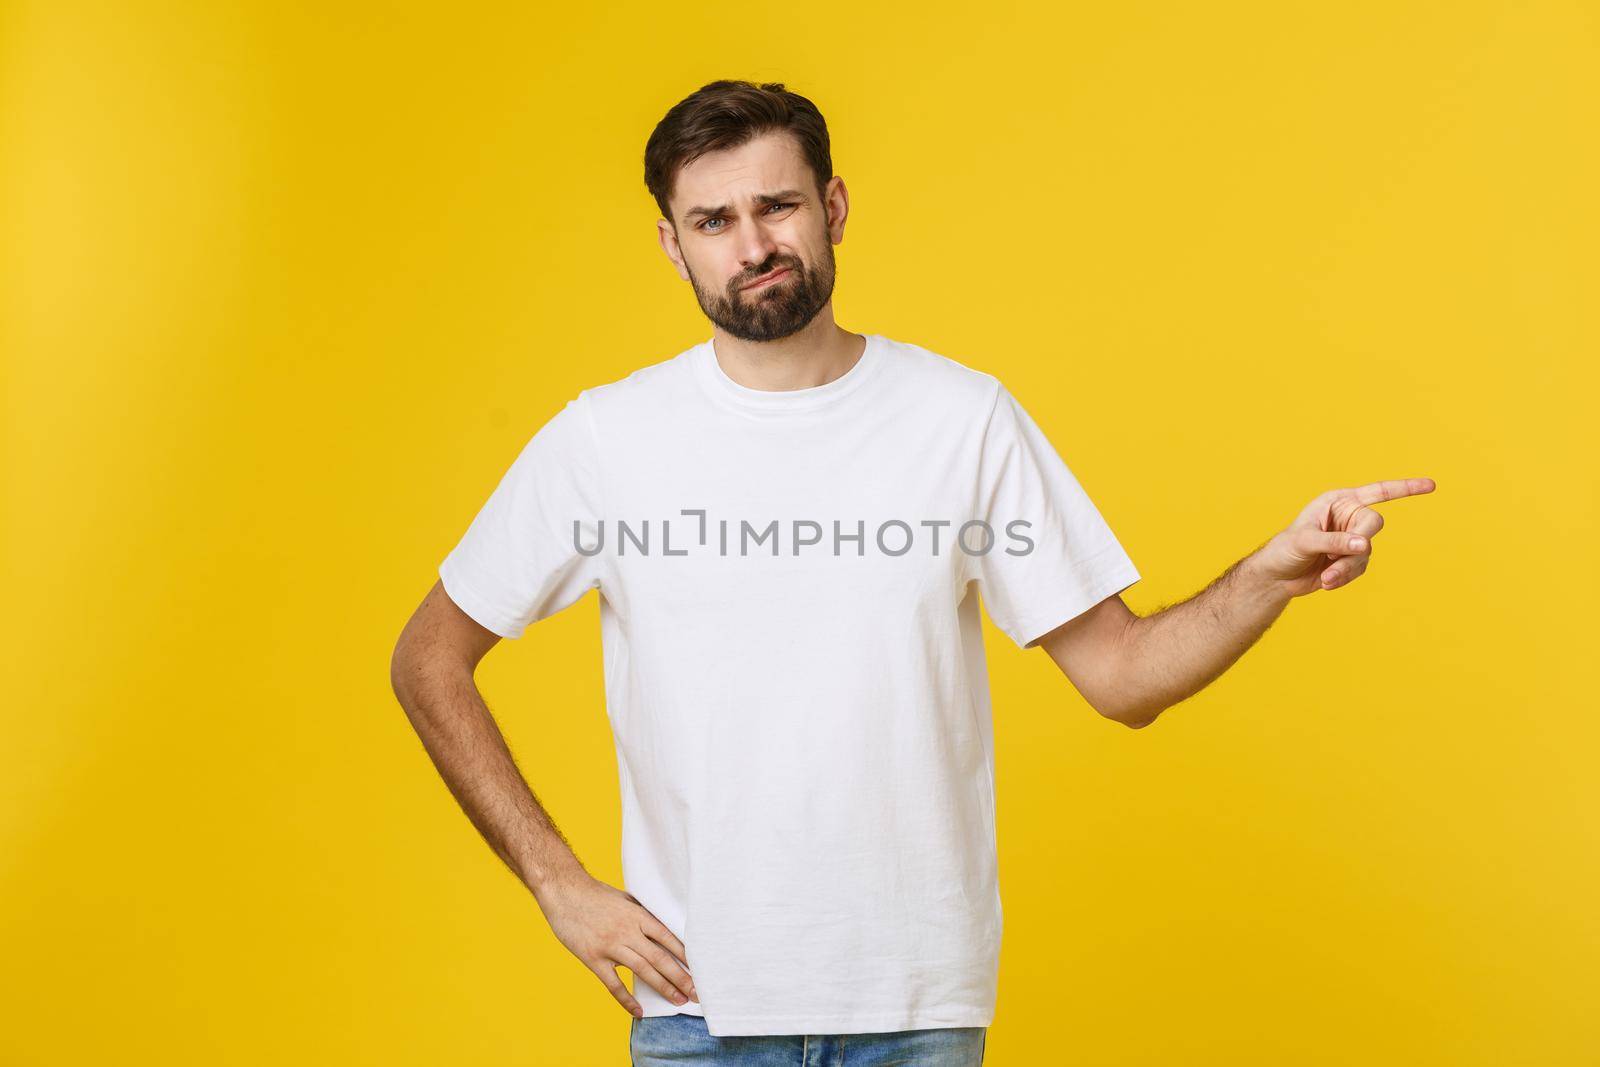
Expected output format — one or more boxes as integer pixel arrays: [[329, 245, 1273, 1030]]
[[389, 579, 698, 1016]]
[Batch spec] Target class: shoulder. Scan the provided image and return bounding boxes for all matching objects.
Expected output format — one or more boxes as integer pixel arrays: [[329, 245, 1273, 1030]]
[[873, 333, 1007, 413], [575, 340, 704, 419]]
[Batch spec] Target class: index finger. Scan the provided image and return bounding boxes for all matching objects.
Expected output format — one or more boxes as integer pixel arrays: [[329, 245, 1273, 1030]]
[[641, 914, 691, 974], [1351, 477, 1436, 506]]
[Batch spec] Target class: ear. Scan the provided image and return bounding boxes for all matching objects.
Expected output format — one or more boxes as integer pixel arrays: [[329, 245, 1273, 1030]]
[[823, 176, 849, 245], [657, 219, 691, 281]]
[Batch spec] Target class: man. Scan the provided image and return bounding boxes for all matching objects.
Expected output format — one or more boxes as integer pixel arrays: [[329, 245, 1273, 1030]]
[[390, 79, 1434, 1065]]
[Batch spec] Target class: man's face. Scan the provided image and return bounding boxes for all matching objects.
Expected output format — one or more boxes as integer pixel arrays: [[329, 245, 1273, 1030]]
[[658, 131, 846, 343]]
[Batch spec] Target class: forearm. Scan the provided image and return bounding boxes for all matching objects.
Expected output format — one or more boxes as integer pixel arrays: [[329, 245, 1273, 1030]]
[[1111, 547, 1292, 726], [393, 665, 586, 895]]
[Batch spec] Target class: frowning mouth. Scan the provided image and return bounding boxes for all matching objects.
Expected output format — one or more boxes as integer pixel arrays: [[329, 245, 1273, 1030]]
[[741, 266, 792, 291]]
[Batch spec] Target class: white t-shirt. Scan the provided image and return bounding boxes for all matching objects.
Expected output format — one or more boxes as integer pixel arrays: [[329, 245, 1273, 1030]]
[[438, 332, 1141, 1037]]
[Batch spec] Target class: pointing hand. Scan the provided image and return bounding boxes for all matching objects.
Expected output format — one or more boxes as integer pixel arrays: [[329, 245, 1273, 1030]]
[[1251, 477, 1437, 598]]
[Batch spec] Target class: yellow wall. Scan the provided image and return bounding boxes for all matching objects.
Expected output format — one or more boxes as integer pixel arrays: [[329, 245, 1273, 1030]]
[[3, 2, 1594, 1063]]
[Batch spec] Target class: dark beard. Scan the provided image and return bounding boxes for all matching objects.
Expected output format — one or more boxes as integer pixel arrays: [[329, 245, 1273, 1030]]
[[687, 240, 836, 343]]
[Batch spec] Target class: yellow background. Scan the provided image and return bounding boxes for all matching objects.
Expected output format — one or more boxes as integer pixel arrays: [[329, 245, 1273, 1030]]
[[4, 2, 1595, 1063]]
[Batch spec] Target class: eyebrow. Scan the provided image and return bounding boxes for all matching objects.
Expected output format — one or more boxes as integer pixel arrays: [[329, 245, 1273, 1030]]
[[681, 189, 806, 224]]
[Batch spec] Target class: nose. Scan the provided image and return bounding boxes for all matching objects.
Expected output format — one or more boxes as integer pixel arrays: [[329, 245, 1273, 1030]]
[[736, 223, 781, 277]]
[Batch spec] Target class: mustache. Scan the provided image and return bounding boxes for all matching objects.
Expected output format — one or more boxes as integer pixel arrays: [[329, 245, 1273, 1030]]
[[734, 257, 803, 290]]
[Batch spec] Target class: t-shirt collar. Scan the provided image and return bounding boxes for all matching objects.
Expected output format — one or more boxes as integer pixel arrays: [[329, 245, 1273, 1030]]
[[694, 332, 884, 414]]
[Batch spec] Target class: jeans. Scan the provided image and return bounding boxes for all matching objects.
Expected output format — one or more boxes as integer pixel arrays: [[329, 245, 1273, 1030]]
[[630, 1012, 987, 1066]]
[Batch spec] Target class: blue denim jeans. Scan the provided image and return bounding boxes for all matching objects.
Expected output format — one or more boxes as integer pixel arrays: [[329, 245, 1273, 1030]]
[[630, 1012, 987, 1065]]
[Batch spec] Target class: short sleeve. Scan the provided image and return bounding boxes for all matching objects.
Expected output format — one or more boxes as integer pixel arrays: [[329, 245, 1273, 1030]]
[[968, 381, 1141, 650], [438, 393, 605, 639]]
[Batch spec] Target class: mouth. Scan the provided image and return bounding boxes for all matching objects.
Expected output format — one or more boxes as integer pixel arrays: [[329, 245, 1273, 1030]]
[[741, 266, 793, 291]]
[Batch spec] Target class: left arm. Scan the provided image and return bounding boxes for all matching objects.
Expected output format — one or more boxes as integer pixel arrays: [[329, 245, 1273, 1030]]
[[1039, 477, 1436, 728]]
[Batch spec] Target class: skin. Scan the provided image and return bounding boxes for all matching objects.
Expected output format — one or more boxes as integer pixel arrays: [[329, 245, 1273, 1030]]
[[655, 129, 866, 393], [390, 582, 696, 1018], [1038, 478, 1437, 728], [390, 127, 1439, 1020]]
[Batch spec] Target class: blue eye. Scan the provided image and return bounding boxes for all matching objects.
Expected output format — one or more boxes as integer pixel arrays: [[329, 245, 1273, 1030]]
[[699, 203, 794, 232]]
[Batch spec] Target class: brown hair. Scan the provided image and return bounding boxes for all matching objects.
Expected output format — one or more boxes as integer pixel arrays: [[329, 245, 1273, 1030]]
[[644, 79, 834, 226]]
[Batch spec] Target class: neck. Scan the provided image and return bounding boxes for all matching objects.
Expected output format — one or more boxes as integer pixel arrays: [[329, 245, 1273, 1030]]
[[710, 311, 866, 392]]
